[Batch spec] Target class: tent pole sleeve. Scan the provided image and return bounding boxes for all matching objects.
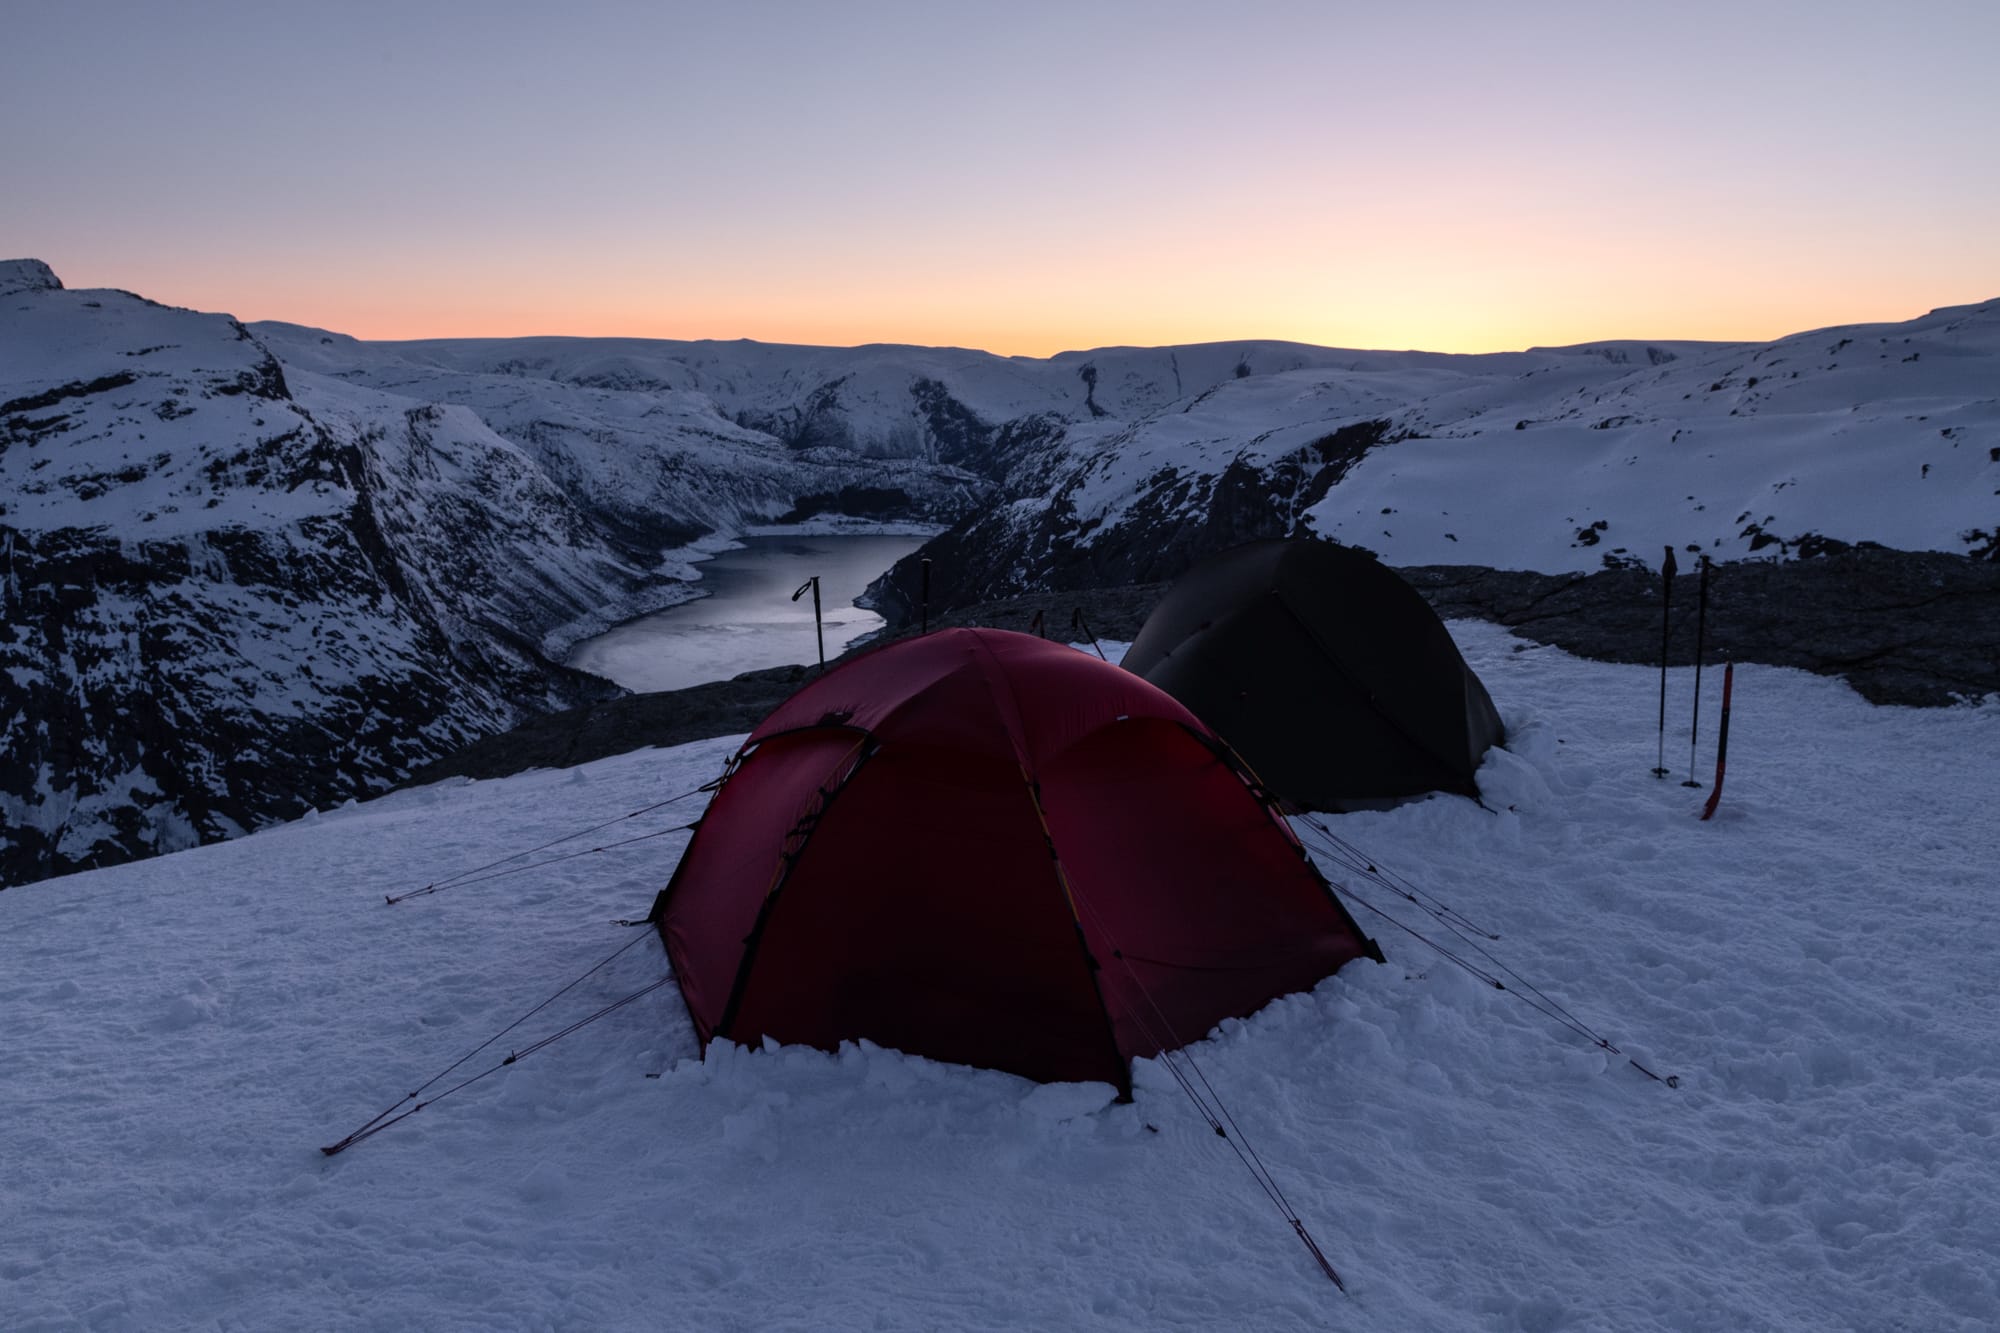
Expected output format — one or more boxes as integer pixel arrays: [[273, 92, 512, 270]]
[[1180, 723, 1385, 964], [1268, 587, 1473, 797], [1020, 768, 1134, 1102], [709, 737, 877, 1042]]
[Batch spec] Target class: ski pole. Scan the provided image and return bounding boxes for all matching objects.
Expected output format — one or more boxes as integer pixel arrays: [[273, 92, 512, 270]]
[[1684, 554, 1710, 788], [1653, 545, 1677, 777], [1072, 608, 1108, 661], [791, 576, 824, 669]]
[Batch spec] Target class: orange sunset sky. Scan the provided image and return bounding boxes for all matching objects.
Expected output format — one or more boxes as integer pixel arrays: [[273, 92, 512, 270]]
[[7, 1, 1997, 356]]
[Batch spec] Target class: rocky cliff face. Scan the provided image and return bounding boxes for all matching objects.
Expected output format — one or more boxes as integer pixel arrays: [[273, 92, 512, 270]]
[[0, 259, 62, 298], [1, 273, 653, 886]]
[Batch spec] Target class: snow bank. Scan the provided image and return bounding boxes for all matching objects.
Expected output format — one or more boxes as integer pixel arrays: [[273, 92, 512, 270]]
[[3, 631, 1996, 1330]]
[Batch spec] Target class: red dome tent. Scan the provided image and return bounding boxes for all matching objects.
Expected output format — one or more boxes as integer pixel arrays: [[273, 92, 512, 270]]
[[648, 628, 1381, 1097]]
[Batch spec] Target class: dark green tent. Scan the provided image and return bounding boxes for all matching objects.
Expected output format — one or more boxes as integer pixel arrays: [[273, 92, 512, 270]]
[[1121, 539, 1503, 809]]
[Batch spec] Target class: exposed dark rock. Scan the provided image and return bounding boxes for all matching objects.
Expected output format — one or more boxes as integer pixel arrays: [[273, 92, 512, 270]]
[[777, 485, 917, 524], [737, 376, 858, 452], [865, 418, 1393, 625], [0, 258, 61, 297], [909, 377, 1000, 472], [1401, 548, 2000, 707], [413, 548, 1997, 788], [2, 372, 139, 418], [0, 514, 620, 888]]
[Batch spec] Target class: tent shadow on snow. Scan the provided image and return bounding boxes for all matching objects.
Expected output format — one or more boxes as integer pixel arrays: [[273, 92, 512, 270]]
[[647, 626, 1383, 1098], [1121, 538, 1505, 812]]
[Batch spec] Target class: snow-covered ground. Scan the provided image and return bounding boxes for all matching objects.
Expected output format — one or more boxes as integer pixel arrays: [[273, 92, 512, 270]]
[[4, 627, 1996, 1331], [1049, 301, 2000, 574]]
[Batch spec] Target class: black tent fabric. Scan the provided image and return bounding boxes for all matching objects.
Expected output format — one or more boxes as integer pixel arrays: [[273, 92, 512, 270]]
[[1121, 539, 1504, 809]]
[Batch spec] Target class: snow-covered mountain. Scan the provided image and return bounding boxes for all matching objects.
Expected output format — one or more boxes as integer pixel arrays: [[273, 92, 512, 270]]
[[865, 305, 1999, 617], [3, 264, 1035, 887], [0, 262, 671, 886], [257, 301, 2000, 631], [252, 325, 993, 539], [10, 259, 1995, 887]]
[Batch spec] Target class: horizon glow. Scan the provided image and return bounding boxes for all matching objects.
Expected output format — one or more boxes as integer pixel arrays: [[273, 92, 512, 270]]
[[6, 1, 1997, 356]]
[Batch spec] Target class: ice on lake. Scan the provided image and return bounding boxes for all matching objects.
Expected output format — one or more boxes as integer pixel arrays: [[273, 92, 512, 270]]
[[567, 533, 927, 692]]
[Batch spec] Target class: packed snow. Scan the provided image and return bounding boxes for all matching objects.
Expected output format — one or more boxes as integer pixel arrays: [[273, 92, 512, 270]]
[[4, 626, 1995, 1331]]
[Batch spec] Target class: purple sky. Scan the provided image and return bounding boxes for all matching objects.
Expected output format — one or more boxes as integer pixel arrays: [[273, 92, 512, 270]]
[[6, 0, 1996, 353]]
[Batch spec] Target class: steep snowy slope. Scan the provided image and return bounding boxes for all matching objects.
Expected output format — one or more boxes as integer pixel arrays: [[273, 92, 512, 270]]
[[0, 267, 664, 886]]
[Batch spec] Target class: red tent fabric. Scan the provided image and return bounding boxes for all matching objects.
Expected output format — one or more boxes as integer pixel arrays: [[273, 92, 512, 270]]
[[651, 628, 1381, 1096]]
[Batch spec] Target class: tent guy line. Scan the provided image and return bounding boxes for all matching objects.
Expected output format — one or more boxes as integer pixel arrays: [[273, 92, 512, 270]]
[[1066, 854, 1354, 1294], [385, 821, 700, 906], [1298, 814, 1500, 940], [381, 779, 718, 905], [321, 929, 667, 1156], [1296, 821, 1681, 1088]]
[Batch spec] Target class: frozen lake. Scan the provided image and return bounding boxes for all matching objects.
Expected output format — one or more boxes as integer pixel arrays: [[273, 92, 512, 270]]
[[566, 533, 929, 692]]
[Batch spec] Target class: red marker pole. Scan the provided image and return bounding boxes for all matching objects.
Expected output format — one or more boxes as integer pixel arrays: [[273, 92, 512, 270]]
[[1699, 661, 1734, 821]]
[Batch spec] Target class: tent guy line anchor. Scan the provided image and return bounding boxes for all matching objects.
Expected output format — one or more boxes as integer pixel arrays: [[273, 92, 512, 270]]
[[321, 931, 667, 1156], [321, 973, 679, 1157], [1068, 872, 1354, 1295]]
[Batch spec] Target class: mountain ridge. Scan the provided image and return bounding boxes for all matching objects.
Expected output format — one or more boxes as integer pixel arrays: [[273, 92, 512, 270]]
[[7, 259, 1995, 887]]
